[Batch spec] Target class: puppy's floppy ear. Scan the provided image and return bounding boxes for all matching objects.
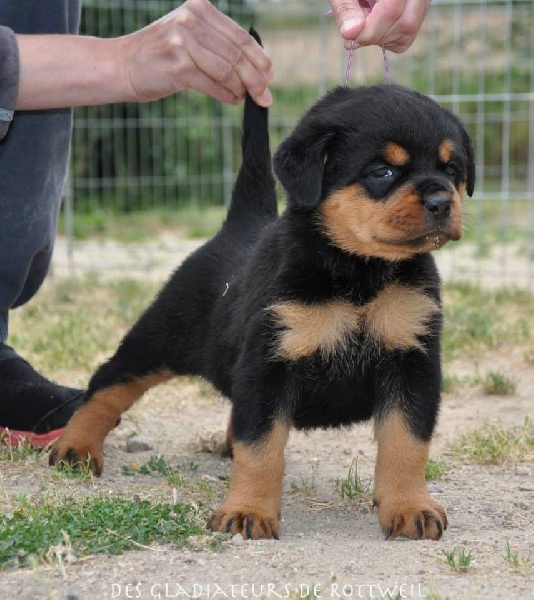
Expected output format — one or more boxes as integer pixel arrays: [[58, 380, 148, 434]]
[[460, 125, 476, 197], [273, 131, 333, 211], [451, 115, 475, 197]]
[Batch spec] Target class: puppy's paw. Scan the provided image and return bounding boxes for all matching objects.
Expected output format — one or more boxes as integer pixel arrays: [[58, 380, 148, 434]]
[[207, 506, 281, 540], [374, 494, 447, 540], [49, 435, 104, 476]]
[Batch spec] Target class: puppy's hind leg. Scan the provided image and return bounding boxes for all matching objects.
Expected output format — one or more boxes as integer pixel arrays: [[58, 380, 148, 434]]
[[49, 370, 173, 475], [49, 330, 174, 475]]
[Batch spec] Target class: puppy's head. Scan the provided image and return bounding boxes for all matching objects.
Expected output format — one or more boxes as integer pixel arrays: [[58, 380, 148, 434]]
[[273, 85, 475, 261]]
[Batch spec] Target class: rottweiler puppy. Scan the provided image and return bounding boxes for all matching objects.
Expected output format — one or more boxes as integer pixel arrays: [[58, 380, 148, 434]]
[[50, 78, 474, 541]]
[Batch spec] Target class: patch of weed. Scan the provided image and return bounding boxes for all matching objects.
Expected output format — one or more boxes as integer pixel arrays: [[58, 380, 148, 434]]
[[480, 371, 517, 395], [191, 478, 217, 500], [336, 459, 373, 503], [451, 419, 533, 464], [50, 455, 95, 481], [9, 275, 159, 379], [0, 435, 40, 463], [121, 454, 183, 487], [0, 494, 205, 570], [441, 373, 463, 393], [442, 284, 534, 361], [425, 459, 451, 480], [444, 547, 474, 572], [290, 460, 319, 497], [502, 540, 532, 570]]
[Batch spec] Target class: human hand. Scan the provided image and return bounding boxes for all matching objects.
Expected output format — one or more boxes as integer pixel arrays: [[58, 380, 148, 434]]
[[115, 0, 274, 106], [328, 0, 431, 53]]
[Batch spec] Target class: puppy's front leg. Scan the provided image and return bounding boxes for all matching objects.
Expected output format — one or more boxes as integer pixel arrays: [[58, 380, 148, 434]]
[[208, 419, 290, 540], [373, 411, 447, 540]]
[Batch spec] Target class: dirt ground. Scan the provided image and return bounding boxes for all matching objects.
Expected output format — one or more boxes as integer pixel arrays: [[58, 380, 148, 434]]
[[1, 232, 533, 600], [1, 343, 533, 599]]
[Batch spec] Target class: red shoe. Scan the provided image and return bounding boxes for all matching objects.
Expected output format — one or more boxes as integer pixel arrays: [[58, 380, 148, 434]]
[[0, 426, 65, 449], [0, 343, 85, 449]]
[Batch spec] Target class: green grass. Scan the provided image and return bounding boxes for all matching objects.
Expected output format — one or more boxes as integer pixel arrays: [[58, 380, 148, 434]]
[[480, 371, 517, 396], [0, 494, 205, 570], [425, 459, 451, 481], [444, 547, 474, 572], [444, 369, 523, 396], [51, 455, 95, 481], [336, 459, 373, 503], [9, 276, 159, 381], [59, 204, 228, 242], [121, 454, 184, 487], [442, 284, 534, 362], [450, 419, 534, 465], [0, 435, 39, 463], [290, 460, 320, 497], [502, 541, 532, 570], [460, 198, 532, 247], [441, 373, 463, 393]]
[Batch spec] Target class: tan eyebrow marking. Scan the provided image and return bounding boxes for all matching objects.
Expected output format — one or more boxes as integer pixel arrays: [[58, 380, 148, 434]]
[[439, 139, 455, 164], [384, 142, 410, 166]]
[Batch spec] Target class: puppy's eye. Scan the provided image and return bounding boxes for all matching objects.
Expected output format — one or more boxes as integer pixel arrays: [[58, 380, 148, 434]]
[[444, 164, 458, 177], [371, 166, 394, 179]]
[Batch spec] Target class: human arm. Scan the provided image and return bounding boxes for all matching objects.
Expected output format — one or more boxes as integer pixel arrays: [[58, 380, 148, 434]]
[[0, 26, 19, 140], [329, 0, 431, 53], [14, 0, 274, 111]]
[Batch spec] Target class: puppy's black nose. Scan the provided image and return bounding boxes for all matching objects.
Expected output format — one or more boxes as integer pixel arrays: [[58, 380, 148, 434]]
[[423, 195, 451, 220]]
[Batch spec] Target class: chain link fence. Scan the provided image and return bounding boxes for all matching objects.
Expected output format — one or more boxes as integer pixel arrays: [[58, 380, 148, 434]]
[[55, 0, 534, 287]]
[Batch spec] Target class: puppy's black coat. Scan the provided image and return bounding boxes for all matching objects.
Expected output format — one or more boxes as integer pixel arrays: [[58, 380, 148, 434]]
[[51, 67, 474, 541]]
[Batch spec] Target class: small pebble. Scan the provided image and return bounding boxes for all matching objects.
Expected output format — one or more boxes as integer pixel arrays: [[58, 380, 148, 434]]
[[515, 466, 530, 476], [232, 533, 244, 545], [125, 435, 153, 453]]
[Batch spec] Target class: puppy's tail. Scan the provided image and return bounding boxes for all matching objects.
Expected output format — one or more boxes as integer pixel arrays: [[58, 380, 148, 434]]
[[224, 27, 277, 228]]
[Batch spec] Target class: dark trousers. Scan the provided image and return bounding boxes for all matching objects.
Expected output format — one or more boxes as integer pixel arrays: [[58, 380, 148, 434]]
[[0, 0, 81, 340]]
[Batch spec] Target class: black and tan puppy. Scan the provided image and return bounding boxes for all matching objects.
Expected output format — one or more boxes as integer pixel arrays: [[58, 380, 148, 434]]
[[50, 78, 474, 541]]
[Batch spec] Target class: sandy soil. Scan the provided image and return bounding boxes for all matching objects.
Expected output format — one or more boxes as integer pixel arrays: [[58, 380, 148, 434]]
[[1, 226, 533, 600], [1, 346, 533, 600]]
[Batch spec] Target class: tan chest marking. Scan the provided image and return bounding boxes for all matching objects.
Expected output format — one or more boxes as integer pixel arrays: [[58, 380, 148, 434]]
[[364, 283, 440, 351], [269, 284, 439, 361], [269, 300, 364, 361]]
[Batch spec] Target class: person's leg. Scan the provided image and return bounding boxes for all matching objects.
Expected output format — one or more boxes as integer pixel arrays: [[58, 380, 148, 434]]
[[0, 0, 84, 446]]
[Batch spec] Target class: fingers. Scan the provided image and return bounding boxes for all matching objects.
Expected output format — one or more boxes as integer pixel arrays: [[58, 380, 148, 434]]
[[187, 0, 274, 81], [328, 0, 367, 39], [167, 0, 274, 106], [357, 0, 430, 53], [121, 0, 274, 106], [330, 0, 430, 54], [167, 27, 252, 105], [184, 0, 274, 105]]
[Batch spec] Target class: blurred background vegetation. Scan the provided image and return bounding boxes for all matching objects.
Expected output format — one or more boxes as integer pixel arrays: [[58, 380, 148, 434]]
[[66, 0, 534, 267]]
